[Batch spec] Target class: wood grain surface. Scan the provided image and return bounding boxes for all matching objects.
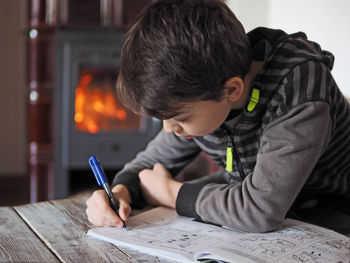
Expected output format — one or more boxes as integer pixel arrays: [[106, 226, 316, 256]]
[[0, 207, 58, 262], [11, 199, 175, 263]]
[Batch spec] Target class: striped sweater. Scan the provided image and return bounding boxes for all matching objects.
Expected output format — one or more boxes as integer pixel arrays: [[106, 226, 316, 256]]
[[112, 27, 350, 232]]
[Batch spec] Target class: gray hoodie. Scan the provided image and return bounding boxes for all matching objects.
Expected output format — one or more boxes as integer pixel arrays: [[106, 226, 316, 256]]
[[112, 28, 350, 232]]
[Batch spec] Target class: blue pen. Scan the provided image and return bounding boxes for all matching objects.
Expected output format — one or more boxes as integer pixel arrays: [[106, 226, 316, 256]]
[[89, 155, 127, 230]]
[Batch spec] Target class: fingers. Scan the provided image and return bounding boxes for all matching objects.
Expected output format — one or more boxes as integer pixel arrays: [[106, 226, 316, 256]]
[[85, 189, 131, 227], [139, 163, 168, 179], [118, 199, 131, 222], [153, 162, 164, 172], [153, 163, 171, 177], [85, 190, 118, 226]]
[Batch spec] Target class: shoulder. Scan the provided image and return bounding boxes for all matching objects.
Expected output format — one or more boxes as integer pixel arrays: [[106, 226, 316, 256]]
[[257, 60, 337, 127], [270, 32, 334, 69]]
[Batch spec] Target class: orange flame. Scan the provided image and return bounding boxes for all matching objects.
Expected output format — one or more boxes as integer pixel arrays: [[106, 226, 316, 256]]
[[74, 73, 136, 133]]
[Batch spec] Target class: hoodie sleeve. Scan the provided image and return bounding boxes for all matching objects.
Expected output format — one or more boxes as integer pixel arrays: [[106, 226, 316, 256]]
[[176, 100, 332, 232], [112, 129, 201, 208]]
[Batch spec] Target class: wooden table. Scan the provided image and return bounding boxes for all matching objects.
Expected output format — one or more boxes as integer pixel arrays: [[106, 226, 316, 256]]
[[0, 197, 176, 263]]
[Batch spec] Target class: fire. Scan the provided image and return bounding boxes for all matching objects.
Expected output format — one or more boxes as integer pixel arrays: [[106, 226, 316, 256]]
[[74, 73, 131, 133]]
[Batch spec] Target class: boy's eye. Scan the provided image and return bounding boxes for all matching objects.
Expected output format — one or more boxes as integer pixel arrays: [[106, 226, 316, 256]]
[[174, 117, 188, 123]]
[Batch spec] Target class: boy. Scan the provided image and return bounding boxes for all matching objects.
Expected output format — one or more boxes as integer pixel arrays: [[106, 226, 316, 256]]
[[86, 0, 350, 233]]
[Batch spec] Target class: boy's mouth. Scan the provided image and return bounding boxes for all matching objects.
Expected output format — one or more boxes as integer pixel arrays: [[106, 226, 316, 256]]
[[174, 132, 195, 139]]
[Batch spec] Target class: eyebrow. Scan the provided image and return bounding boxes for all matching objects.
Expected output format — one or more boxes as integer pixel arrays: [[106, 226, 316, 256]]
[[174, 110, 190, 118], [169, 102, 193, 119]]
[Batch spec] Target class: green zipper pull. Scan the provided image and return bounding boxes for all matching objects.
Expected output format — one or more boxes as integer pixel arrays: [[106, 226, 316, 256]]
[[247, 88, 260, 112], [226, 146, 233, 172]]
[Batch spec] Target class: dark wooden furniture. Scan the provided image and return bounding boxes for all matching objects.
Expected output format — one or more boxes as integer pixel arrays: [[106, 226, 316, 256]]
[[0, 197, 176, 262], [27, 0, 56, 202]]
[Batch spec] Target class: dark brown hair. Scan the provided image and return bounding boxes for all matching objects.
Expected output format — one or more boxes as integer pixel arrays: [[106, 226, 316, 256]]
[[117, 0, 251, 119]]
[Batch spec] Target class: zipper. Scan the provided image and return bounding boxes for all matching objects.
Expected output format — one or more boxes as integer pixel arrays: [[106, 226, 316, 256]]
[[221, 125, 245, 181], [220, 86, 259, 180]]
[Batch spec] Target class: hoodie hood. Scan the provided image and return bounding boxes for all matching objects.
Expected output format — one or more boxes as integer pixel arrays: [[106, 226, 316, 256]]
[[247, 27, 334, 70]]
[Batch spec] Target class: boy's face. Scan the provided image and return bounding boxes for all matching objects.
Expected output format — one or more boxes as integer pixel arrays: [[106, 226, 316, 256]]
[[163, 98, 234, 138]]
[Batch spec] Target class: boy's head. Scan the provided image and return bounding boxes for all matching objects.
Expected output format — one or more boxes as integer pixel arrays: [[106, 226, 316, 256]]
[[117, 0, 251, 120]]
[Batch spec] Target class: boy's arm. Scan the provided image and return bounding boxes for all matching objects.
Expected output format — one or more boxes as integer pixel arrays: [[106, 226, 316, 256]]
[[176, 101, 333, 232], [112, 129, 201, 208]]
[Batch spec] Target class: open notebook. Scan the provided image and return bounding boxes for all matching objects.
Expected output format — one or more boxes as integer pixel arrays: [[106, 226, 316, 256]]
[[87, 207, 350, 263]]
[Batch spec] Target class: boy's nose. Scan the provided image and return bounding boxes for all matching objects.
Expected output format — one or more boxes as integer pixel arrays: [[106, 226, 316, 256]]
[[163, 119, 182, 134]]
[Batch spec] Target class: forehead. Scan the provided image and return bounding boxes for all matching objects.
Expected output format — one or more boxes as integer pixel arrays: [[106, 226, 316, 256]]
[[174, 100, 218, 117], [151, 99, 217, 120], [144, 100, 193, 120], [172, 102, 196, 115]]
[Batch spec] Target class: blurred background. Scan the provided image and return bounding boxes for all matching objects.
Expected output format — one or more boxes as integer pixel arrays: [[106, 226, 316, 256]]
[[0, 0, 349, 206], [227, 0, 350, 97]]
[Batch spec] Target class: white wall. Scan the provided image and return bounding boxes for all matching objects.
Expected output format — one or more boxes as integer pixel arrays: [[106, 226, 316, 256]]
[[226, 0, 350, 97]]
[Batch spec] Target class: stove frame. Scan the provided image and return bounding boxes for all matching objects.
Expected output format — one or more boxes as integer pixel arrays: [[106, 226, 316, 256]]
[[55, 29, 160, 198]]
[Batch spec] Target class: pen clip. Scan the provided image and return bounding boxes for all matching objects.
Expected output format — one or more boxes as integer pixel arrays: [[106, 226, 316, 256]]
[[88, 155, 107, 186]]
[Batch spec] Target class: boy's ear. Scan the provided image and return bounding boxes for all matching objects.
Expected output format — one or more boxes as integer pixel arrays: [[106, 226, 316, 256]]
[[223, 77, 245, 102]]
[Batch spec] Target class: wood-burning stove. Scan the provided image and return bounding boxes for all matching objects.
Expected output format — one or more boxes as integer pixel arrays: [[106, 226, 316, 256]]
[[55, 29, 160, 198]]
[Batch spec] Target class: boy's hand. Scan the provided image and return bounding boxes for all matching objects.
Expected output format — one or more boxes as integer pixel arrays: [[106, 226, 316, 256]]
[[85, 184, 131, 227], [138, 163, 183, 208]]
